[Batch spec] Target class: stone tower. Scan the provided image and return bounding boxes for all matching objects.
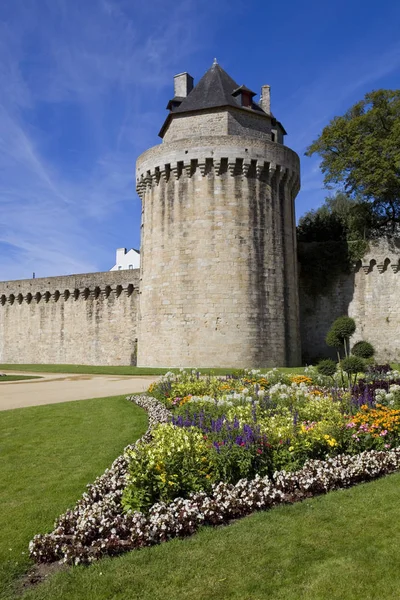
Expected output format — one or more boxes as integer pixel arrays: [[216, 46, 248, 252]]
[[136, 61, 301, 368]]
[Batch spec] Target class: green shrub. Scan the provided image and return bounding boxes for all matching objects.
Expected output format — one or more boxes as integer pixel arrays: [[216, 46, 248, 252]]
[[332, 316, 356, 338], [326, 329, 342, 349], [341, 355, 365, 374], [317, 359, 337, 378], [341, 355, 365, 387], [326, 316, 356, 362], [352, 340, 375, 359]]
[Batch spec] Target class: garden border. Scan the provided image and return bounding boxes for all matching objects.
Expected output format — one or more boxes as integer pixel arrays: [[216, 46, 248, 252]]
[[29, 394, 400, 565]]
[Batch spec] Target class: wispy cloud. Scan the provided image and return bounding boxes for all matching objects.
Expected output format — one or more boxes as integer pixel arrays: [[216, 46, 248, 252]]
[[0, 0, 225, 280]]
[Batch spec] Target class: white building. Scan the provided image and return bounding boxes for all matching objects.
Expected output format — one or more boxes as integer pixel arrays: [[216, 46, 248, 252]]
[[110, 248, 140, 271]]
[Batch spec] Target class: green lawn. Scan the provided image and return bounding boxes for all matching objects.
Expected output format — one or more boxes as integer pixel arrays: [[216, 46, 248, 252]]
[[0, 364, 307, 377], [0, 375, 41, 382], [0, 396, 148, 600]]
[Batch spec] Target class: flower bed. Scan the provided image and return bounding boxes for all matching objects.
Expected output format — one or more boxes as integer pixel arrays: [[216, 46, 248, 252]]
[[29, 366, 400, 566]]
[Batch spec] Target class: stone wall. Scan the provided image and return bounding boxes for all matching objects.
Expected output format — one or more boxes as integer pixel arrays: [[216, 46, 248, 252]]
[[0, 270, 139, 366], [163, 110, 229, 143], [300, 239, 400, 363], [163, 108, 272, 143], [136, 135, 300, 368]]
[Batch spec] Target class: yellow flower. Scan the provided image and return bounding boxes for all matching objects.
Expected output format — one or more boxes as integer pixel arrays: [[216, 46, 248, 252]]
[[324, 434, 337, 447], [290, 375, 313, 385]]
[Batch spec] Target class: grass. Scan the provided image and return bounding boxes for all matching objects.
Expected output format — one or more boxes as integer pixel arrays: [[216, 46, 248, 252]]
[[0, 364, 307, 376], [0, 375, 41, 382], [19, 472, 400, 600], [0, 395, 148, 600]]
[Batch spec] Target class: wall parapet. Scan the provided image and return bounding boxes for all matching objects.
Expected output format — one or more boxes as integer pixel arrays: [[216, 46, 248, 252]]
[[136, 134, 300, 200], [0, 270, 140, 307], [355, 258, 400, 274], [136, 157, 299, 199]]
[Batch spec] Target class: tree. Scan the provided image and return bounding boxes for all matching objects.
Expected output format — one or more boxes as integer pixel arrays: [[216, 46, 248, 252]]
[[306, 90, 400, 231], [297, 192, 376, 244]]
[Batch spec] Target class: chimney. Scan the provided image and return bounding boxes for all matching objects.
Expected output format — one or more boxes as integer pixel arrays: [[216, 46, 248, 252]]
[[174, 72, 194, 98], [116, 248, 127, 263], [260, 85, 271, 114]]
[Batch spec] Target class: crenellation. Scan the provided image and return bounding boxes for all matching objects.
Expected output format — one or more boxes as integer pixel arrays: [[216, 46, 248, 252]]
[[136, 155, 299, 186]]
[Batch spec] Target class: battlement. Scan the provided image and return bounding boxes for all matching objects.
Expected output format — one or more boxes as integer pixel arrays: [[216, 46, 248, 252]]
[[136, 134, 300, 200], [355, 258, 400, 274], [0, 270, 140, 307], [354, 238, 400, 274], [136, 157, 299, 198]]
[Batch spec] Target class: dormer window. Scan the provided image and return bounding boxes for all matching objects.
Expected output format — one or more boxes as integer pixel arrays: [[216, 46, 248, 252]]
[[232, 85, 256, 108]]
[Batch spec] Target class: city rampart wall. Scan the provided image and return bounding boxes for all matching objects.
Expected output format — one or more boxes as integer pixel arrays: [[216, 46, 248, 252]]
[[300, 239, 400, 363], [0, 270, 139, 366]]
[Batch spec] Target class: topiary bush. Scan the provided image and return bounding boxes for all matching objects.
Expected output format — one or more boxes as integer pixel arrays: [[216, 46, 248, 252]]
[[326, 316, 356, 359], [341, 355, 365, 387], [352, 340, 375, 359], [330, 316, 356, 340], [317, 358, 337, 378]]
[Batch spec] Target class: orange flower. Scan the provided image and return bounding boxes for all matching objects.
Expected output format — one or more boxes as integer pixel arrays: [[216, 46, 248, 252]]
[[290, 375, 313, 385]]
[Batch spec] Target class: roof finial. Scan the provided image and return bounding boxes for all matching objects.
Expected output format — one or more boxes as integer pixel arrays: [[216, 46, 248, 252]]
[[213, 57, 218, 65]]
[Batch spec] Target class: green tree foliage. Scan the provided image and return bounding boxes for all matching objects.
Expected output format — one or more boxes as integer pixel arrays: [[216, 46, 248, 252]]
[[306, 90, 400, 231], [297, 192, 375, 245], [297, 193, 372, 295]]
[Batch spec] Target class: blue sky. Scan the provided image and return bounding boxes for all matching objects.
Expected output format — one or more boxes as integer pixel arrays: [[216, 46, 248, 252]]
[[1, 0, 399, 280]]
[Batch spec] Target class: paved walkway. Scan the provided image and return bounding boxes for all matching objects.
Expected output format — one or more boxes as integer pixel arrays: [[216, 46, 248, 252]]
[[0, 371, 158, 411]]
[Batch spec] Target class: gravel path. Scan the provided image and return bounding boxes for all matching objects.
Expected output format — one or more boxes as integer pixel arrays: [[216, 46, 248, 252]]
[[0, 371, 158, 411]]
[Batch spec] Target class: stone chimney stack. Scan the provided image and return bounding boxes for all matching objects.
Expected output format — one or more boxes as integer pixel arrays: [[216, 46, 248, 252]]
[[260, 85, 271, 114], [174, 72, 194, 97]]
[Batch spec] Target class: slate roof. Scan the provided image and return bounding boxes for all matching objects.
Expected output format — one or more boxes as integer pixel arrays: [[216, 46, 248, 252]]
[[159, 62, 275, 138], [172, 63, 245, 113]]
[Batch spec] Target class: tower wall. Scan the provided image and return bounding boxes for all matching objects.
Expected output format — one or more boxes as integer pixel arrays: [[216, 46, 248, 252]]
[[136, 135, 301, 368]]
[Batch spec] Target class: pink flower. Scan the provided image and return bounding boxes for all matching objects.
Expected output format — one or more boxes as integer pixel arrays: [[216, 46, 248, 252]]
[[380, 430, 388, 437]]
